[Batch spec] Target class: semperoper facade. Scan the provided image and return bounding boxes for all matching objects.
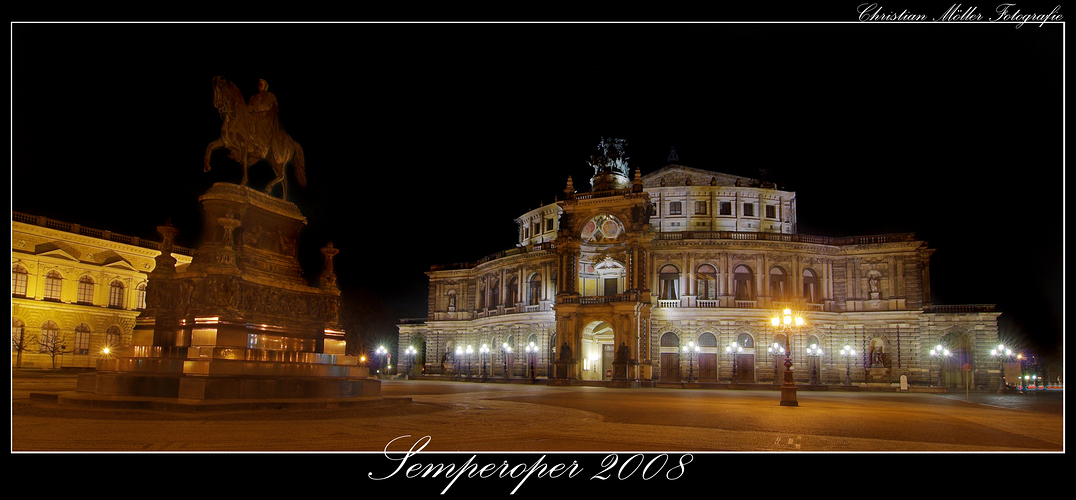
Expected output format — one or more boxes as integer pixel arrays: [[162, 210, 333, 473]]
[[398, 139, 1002, 390]]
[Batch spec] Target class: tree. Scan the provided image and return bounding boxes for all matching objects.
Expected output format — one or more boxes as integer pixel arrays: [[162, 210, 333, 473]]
[[11, 325, 37, 369], [38, 332, 71, 369]]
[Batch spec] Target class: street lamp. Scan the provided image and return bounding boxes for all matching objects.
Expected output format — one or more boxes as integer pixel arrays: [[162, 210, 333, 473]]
[[767, 342, 785, 385], [839, 345, 856, 386], [990, 344, 1013, 393], [805, 343, 823, 385], [455, 345, 463, 380], [682, 341, 699, 383], [404, 345, 417, 379], [375, 345, 388, 377], [501, 342, 512, 378], [929, 344, 950, 388], [771, 308, 805, 406], [466, 345, 474, 378], [526, 342, 538, 380], [725, 341, 743, 384], [480, 344, 490, 378]]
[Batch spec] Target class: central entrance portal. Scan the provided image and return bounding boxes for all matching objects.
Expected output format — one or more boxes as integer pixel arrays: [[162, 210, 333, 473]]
[[581, 320, 614, 381]]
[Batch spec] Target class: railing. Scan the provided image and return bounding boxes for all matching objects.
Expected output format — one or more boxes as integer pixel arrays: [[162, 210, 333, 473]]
[[12, 211, 193, 256], [923, 304, 996, 313], [559, 291, 643, 305], [735, 300, 758, 309], [696, 300, 719, 308], [658, 300, 681, 308], [806, 302, 825, 311], [655, 230, 918, 246]]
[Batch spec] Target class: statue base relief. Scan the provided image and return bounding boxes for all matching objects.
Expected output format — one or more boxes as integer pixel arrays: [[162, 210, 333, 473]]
[[75, 184, 382, 405]]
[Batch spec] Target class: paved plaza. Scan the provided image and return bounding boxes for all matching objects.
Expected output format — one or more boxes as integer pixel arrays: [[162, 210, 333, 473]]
[[11, 375, 1064, 453]]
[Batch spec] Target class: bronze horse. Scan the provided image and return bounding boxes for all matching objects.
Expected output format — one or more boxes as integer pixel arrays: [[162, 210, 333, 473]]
[[204, 76, 306, 199]]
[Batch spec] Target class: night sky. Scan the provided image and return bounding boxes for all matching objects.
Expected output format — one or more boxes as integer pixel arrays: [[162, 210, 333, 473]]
[[10, 22, 1064, 360]]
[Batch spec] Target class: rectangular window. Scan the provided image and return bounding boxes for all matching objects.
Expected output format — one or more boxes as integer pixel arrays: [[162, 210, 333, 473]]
[[12, 271, 27, 297], [766, 205, 776, 218], [109, 284, 124, 308], [669, 202, 682, 215], [136, 285, 147, 310], [545, 218, 554, 232], [695, 201, 707, 215], [77, 280, 94, 304], [533, 222, 540, 236], [743, 203, 754, 217], [720, 202, 732, 215], [43, 275, 62, 301]]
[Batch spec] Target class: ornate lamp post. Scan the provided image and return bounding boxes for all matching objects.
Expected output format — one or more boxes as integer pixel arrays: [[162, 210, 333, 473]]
[[404, 345, 417, 379], [768, 342, 785, 385], [526, 342, 538, 380], [479, 344, 490, 378], [725, 341, 742, 384], [375, 345, 388, 377], [805, 343, 823, 385], [501, 343, 512, 378], [682, 341, 699, 383], [771, 308, 805, 406], [454, 345, 463, 380], [990, 344, 1012, 393], [929, 344, 950, 387], [839, 345, 856, 386], [466, 345, 474, 378]]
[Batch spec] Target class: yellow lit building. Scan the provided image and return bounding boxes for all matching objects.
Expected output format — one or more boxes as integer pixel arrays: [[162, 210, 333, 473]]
[[11, 212, 193, 368]]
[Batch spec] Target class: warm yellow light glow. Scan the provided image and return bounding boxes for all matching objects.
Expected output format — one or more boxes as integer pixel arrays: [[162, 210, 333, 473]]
[[784, 315, 792, 325], [783, 308, 792, 316], [102, 347, 110, 355], [771, 317, 780, 327]]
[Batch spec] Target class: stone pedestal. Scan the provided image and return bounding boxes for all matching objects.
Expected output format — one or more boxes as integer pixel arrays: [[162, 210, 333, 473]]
[[867, 367, 891, 384], [84, 183, 377, 401]]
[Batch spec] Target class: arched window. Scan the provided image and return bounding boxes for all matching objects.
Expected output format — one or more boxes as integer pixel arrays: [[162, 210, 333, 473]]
[[658, 265, 680, 301], [697, 264, 717, 300], [39, 320, 59, 353], [660, 332, 680, 347], [74, 323, 91, 354], [803, 268, 819, 304], [490, 278, 500, 307], [506, 277, 518, 306], [736, 333, 754, 348], [477, 282, 486, 309], [43, 271, 63, 301], [105, 325, 124, 350], [109, 280, 125, 308], [698, 332, 718, 347], [136, 283, 147, 310], [11, 265, 28, 297], [733, 265, 754, 301], [527, 274, 541, 305], [769, 266, 787, 301], [77, 275, 95, 304]]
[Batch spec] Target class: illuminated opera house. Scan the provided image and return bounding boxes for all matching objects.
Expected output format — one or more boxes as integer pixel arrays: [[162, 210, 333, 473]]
[[397, 141, 1002, 390]]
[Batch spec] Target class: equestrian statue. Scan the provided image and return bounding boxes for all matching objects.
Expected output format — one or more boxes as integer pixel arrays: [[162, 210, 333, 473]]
[[204, 76, 307, 200]]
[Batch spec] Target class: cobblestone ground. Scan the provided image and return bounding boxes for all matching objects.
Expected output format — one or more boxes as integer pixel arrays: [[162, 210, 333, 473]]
[[11, 377, 1064, 453]]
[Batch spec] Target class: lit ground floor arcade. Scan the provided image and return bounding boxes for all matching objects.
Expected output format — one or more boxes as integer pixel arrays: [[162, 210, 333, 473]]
[[397, 305, 1001, 390]]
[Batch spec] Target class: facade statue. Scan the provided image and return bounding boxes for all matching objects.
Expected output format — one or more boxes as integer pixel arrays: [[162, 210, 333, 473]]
[[204, 76, 307, 200], [586, 137, 630, 177]]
